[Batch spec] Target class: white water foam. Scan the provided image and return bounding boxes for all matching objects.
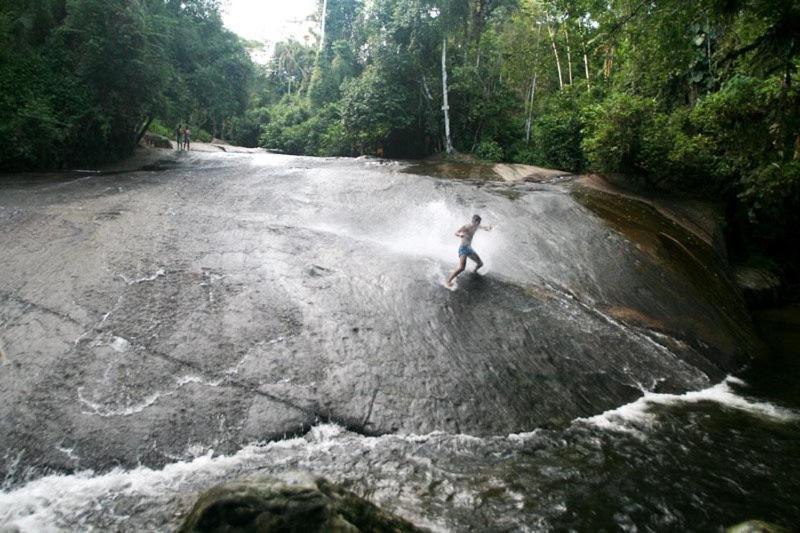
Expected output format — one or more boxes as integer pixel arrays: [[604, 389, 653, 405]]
[[108, 336, 130, 353], [117, 269, 165, 285], [0, 424, 442, 533], [77, 374, 223, 418], [0, 446, 263, 532], [383, 200, 503, 265], [578, 376, 800, 434], [77, 387, 166, 418], [0, 421, 558, 532], [313, 200, 507, 275], [3, 378, 797, 531]]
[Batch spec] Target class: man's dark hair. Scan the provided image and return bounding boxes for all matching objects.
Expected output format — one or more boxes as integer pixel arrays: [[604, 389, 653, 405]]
[[472, 214, 482, 224]]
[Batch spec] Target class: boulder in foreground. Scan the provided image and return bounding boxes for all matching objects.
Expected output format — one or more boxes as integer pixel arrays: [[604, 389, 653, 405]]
[[178, 475, 425, 532], [727, 520, 791, 533]]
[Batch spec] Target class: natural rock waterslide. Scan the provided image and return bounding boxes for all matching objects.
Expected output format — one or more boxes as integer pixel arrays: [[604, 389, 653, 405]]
[[0, 150, 758, 479]]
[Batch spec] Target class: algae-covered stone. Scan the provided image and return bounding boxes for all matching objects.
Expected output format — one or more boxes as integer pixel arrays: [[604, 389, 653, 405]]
[[734, 266, 782, 306], [727, 520, 791, 533], [142, 133, 173, 149], [178, 475, 425, 532]]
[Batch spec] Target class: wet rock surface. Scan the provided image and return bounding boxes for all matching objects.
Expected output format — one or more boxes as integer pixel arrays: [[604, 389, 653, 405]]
[[178, 474, 424, 532], [571, 178, 759, 366], [403, 159, 571, 183], [734, 266, 782, 306], [0, 151, 758, 481]]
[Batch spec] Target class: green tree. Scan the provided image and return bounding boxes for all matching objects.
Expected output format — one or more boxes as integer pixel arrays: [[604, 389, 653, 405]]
[[0, 0, 255, 169]]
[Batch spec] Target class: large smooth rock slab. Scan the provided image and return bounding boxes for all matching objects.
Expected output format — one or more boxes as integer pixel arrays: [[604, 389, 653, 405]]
[[0, 153, 761, 480]]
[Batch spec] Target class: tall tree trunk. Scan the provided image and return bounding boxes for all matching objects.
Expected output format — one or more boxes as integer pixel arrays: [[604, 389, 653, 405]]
[[603, 45, 614, 79], [548, 22, 564, 90], [472, 118, 484, 152], [421, 75, 433, 101], [580, 24, 591, 91], [705, 15, 713, 88], [442, 37, 453, 154], [525, 25, 542, 142], [463, 16, 470, 64], [498, 54, 503, 84], [135, 115, 153, 146], [525, 74, 537, 143], [319, 0, 327, 50], [564, 26, 573, 85]]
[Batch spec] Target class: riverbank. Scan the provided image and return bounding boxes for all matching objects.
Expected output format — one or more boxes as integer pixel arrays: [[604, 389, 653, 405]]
[[94, 142, 262, 173], [403, 152, 572, 183]]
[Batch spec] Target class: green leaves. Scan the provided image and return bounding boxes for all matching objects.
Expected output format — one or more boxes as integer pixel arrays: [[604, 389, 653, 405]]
[[475, 140, 504, 161], [582, 93, 654, 176], [340, 65, 417, 154], [0, 0, 255, 169]]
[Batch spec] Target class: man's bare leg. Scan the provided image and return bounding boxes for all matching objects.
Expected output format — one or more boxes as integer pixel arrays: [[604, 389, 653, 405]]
[[472, 252, 484, 273], [446, 255, 467, 287]]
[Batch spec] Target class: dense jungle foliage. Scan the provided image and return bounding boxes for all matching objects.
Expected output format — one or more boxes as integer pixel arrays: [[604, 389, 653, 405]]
[[0, 0, 253, 168], [248, 0, 799, 278]]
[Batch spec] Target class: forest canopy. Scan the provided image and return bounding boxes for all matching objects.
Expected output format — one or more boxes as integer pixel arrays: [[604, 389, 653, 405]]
[[0, 0, 254, 169]]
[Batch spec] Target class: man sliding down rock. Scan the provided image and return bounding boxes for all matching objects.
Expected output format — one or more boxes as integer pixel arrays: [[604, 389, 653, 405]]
[[446, 214, 493, 288]]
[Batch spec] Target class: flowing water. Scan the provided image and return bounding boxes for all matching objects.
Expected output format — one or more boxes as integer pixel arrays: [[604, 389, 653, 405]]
[[0, 151, 798, 531]]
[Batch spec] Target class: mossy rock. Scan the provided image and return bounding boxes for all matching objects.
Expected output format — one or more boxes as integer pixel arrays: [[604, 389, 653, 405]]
[[178, 475, 425, 532], [727, 520, 791, 533], [142, 133, 173, 149], [733, 266, 782, 306]]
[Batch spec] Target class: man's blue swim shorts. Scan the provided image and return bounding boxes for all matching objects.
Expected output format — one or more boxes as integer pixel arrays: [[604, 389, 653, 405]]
[[458, 245, 476, 257]]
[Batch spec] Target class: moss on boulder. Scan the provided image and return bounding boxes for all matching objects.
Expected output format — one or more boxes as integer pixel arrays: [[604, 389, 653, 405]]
[[178, 475, 425, 533], [727, 520, 791, 533], [142, 133, 174, 149]]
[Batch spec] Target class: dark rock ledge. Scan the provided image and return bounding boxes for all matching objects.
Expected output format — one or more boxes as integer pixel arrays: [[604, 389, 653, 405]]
[[178, 475, 426, 533]]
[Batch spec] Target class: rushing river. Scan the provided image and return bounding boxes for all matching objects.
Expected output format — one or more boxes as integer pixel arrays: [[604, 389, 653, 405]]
[[0, 151, 798, 531]]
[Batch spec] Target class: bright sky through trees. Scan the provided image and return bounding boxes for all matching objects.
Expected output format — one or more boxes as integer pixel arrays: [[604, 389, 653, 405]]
[[222, 0, 317, 58]]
